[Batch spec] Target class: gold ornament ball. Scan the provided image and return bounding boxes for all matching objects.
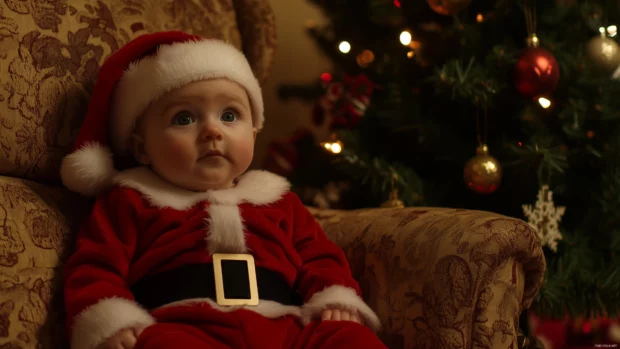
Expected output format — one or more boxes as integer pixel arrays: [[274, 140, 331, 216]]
[[381, 188, 405, 208], [586, 36, 620, 73], [463, 145, 502, 194], [426, 0, 471, 16]]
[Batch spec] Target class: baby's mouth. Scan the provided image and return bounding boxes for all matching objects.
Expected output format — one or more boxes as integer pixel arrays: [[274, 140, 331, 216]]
[[200, 150, 225, 160]]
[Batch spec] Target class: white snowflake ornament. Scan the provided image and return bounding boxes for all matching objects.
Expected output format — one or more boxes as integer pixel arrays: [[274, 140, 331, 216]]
[[522, 185, 566, 252]]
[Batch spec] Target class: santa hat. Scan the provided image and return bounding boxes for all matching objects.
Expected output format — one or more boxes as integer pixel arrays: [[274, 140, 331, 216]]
[[60, 31, 264, 196]]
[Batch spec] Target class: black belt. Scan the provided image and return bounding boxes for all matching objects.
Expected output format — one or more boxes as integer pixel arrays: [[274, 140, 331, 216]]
[[131, 262, 303, 310]]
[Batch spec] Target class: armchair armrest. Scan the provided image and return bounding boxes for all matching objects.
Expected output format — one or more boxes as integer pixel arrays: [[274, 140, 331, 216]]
[[309, 206, 545, 349]]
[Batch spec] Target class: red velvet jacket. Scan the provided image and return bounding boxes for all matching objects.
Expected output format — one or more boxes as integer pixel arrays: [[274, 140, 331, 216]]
[[64, 167, 380, 349]]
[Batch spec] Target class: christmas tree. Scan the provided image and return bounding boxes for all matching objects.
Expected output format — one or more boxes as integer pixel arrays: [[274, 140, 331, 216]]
[[273, 0, 620, 321]]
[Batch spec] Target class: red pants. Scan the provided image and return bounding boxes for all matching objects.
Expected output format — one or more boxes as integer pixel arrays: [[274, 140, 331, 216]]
[[135, 304, 387, 349]]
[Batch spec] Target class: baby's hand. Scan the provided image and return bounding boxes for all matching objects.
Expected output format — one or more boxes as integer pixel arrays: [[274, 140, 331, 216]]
[[95, 326, 146, 349], [321, 307, 363, 324]]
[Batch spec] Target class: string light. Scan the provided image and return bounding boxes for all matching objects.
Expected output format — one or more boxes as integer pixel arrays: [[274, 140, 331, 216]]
[[407, 51, 415, 58], [331, 142, 342, 154], [321, 141, 343, 154], [399, 31, 412, 46], [608, 25, 618, 37], [476, 14, 484, 23], [320, 72, 332, 82], [338, 41, 351, 53], [538, 97, 551, 109], [393, 0, 401, 8]]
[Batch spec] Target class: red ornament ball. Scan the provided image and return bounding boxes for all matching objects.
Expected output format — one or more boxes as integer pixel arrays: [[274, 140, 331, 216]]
[[514, 47, 560, 98]]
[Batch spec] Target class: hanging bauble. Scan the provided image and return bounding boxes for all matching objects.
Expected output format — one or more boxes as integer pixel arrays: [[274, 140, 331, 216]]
[[381, 173, 406, 208], [585, 35, 620, 74], [381, 188, 405, 208], [515, 35, 560, 98], [426, 0, 471, 16], [463, 144, 502, 194]]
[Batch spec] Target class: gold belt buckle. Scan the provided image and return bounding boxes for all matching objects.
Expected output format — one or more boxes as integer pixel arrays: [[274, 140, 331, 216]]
[[212, 253, 259, 306]]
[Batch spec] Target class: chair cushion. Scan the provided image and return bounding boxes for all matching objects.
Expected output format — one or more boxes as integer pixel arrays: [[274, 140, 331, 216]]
[[0, 175, 90, 348], [309, 206, 545, 349]]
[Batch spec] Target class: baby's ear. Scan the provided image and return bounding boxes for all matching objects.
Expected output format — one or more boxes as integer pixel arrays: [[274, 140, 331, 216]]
[[130, 133, 151, 165]]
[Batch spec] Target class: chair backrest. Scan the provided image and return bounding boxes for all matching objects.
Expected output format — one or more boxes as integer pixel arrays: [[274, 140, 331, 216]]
[[0, 0, 276, 184]]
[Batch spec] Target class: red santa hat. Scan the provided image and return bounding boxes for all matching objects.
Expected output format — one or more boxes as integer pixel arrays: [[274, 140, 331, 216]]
[[60, 31, 264, 196]]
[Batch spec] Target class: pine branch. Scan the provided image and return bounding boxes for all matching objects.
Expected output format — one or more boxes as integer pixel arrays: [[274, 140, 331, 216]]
[[598, 166, 620, 236], [334, 148, 425, 206], [431, 57, 502, 106], [535, 239, 620, 319]]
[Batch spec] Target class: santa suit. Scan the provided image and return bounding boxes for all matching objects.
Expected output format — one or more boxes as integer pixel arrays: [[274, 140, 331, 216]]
[[64, 167, 384, 349]]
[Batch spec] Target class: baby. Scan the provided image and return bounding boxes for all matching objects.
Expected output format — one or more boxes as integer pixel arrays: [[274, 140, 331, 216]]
[[61, 31, 386, 349]]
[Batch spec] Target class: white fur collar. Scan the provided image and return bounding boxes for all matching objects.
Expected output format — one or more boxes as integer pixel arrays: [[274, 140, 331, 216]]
[[112, 167, 290, 210]]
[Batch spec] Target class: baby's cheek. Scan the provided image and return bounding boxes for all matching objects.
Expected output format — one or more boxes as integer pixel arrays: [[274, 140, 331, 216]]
[[233, 139, 255, 161], [155, 138, 195, 166]]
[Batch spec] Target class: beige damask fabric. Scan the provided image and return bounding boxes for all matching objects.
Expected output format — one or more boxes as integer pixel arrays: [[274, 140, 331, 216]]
[[0, 0, 276, 183], [0, 176, 89, 349], [310, 207, 545, 349]]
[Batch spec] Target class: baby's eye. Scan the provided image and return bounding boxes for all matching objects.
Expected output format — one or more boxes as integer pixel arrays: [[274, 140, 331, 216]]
[[171, 112, 195, 126], [221, 110, 238, 123]]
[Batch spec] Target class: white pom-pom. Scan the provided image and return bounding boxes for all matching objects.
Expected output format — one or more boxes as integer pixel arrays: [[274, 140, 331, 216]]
[[60, 143, 118, 196]]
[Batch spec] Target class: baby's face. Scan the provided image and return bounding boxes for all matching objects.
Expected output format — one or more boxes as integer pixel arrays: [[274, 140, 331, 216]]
[[131, 79, 257, 191]]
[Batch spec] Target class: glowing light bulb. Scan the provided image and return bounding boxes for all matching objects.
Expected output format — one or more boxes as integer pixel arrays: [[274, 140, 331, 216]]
[[331, 142, 342, 154], [608, 25, 618, 37], [538, 97, 551, 109], [399, 31, 412, 46], [476, 14, 484, 23], [339, 41, 351, 53]]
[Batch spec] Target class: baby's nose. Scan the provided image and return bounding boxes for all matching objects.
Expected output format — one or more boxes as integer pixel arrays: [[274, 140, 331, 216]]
[[200, 122, 223, 140]]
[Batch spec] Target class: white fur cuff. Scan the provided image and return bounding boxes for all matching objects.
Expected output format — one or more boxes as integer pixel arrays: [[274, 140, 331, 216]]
[[300, 285, 381, 331], [70, 297, 156, 349]]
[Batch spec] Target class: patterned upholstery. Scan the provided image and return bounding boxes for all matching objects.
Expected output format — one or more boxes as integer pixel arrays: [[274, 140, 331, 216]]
[[0, 175, 88, 349], [0, 1, 545, 348], [310, 207, 545, 349]]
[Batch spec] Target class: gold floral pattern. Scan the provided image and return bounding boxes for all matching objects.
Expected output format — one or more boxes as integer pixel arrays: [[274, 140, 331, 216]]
[[310, 207, 545, 349], [0, 176, 89, 348], [0, 0, 277, 183]]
